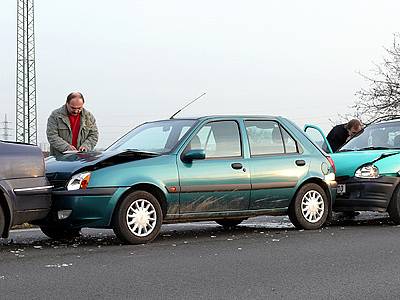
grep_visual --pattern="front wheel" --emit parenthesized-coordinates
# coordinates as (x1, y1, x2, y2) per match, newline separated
(40, 224, 81, 240)
(113, 191, 163, 244)
(288, 183, 329, 230)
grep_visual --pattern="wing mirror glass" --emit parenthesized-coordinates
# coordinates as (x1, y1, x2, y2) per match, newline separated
(182, 149, 206, 162)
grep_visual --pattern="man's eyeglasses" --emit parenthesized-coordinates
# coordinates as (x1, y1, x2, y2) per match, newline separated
(67, 104, 83, 112)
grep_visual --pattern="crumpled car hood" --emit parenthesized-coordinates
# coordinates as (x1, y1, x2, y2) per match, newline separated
(45, 149, 159, 178)
(331, 149, 400, 177)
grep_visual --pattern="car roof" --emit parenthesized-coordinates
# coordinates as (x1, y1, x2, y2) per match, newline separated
(372, 119, 400, 126)
(377, 119, 400, 124)
(158, 115, 282, 122)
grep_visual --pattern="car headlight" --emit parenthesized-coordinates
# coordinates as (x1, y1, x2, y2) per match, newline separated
(67, 172, 91, 190)
(355, 165, 379, 179)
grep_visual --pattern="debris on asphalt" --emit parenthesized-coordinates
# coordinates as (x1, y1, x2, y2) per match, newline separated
(45, 263, 73, 268)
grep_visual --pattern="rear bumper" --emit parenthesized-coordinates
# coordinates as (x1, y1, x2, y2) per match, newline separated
(1, 178, 52, 238)
(334, 176, 400, 212)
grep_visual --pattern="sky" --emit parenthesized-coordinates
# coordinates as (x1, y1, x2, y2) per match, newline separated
(1, 0, 400, 149)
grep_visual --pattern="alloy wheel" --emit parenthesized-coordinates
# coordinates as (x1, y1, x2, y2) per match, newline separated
(301, 190, 324, 223)
(126, 199, 157, 237)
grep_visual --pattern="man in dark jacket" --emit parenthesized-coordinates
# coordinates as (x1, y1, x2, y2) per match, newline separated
(326, 119, 363, 152)
(46, 92, 98, 157)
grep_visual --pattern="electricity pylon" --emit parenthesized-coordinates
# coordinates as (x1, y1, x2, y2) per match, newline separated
(16, 0, 37, 144)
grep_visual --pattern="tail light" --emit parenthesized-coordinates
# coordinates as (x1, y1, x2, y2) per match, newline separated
(326, 156, 336, 173)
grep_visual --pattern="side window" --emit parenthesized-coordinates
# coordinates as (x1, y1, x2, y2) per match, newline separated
(281, 127, 298, 153)
(245, 121, 284, 155)
(187, 121, 242, 158)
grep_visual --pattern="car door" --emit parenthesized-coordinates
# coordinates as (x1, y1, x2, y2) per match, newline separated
(177, 120, 251, 213)
(245, 120, 309, 210)
(304, 124, 333, 153)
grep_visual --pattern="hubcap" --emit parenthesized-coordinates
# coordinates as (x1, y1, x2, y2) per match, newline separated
(126, 199, 157, 237)
(301, 190, 324, 223)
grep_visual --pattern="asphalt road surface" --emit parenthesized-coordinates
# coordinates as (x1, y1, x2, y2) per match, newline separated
(1, 212, 400, 299)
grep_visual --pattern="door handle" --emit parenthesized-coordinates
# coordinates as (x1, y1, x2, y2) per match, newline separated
(295, 160, 306, 166)
(231, 163, 243, 170)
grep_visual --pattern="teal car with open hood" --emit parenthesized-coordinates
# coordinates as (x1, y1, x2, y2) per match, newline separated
(44, 116, 337, 244)
(305, 120, 400, 223)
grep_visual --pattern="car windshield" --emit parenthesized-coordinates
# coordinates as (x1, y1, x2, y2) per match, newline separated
(106, 119, 196, 154)
(339, 121, 400, 151)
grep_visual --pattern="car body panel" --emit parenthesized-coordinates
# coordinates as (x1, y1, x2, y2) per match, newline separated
(177, 157, 251, 212)
(45, 116, 336, 229)
(0, 141, 52, 237)
(247, 154, 308, 209)
(49, 187, 128, 227)
(331, 150, 400, 177)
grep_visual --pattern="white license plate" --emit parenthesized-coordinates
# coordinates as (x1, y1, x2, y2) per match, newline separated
(337, 184, 346, 194)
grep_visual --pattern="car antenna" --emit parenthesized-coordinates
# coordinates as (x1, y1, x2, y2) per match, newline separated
(169, 92, 207, 119)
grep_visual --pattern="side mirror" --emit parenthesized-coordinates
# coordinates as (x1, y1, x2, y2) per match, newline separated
(182, 149, 206, 162)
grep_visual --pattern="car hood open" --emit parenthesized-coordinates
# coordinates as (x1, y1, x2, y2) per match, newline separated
(331, 149, 400, 177)
(45, 149, 160, 184)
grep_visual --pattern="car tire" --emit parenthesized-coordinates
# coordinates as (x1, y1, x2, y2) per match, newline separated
(388, 186, 400, 224)
(40, 224, 81, 240)
(0, 205, 5, 236)
(215, 219, 244, 228)
(113, 191, 162, 244)
(288, 183, 329, 230)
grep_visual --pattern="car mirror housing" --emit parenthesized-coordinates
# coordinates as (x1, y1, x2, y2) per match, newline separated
(182, 149, 206, 162)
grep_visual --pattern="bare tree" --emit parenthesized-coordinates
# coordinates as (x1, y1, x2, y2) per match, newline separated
(354, 33, 400, 124)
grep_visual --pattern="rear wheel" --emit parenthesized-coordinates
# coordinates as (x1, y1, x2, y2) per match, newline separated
(288, 183, 329, 230)
(113, 191, 162, 244)
(215, 219, 244, 228)
(0, 205, 5, 237)
(388, 186, 400, 224)
(40, 224, 81, 240)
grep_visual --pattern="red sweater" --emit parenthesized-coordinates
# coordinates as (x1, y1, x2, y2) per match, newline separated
(68, 114, 81, 148)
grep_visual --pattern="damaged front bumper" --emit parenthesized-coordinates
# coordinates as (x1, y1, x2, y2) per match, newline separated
(334, 176, 400, 212)
(42, 187, 130, 228)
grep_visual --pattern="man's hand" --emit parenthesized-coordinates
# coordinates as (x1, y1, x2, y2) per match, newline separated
(69, 145, 77, 151)
(79, 146, 88, 152)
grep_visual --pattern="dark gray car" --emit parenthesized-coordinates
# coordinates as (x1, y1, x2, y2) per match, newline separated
(0, 141, 52, 237)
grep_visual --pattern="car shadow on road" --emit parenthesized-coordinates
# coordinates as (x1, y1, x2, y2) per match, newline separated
(0, 213, 396, 250)
(0, 221, 296, 250)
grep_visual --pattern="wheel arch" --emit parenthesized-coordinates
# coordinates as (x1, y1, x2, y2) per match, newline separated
(112, 183, 168, 221)
(290, 177, 333, 213)
(0, 187, 13, 238)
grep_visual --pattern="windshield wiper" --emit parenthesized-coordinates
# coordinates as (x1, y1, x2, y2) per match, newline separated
(337, 149, 354, 152)
(355, 146, 391, 151)
(126, 148, 160, 155)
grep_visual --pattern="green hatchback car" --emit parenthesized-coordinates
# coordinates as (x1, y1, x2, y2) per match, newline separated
(44, 116, 337, 244)
(305, 120, 400, 223)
